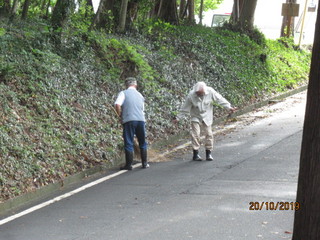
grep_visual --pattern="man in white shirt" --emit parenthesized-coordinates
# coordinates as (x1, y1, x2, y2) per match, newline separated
(114, 77, 149, 170)
(174, 82, 236, 161)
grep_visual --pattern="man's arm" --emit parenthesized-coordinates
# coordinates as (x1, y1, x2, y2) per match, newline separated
(115, 104, 122, 117)
(212, 90, 231, 109)
(173, 95, 192, 123)
(211, 89, 237, 113)
(114, 91, 125, 121)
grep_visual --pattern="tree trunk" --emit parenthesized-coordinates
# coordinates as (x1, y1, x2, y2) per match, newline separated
(91, 0, 115, 30)
(199, 0, 204, 25)
(41, 0, 47, 12)
(179, 0, 186, 18)
(231, 0, 244, 23)
(21, 0, 31, 19)
(39, 0, 50, 18)
(180, 0, 189, 19)
(280, 0, 297, 37)
(149, 0, 160, 18)
(292, 1, 320, 239)
(157, 0, 163, 16)
(51, 0, 76, 30)
(238, 0, 258, 29)
(0, 0, 11, 17)
(187, 0, 195, 24)
(45, 0, 51, 18)
(158, 0, 179, 24)
(127, 0, 138, 25)
(10, 0, 19, 16)
(118, 0, 128, 32)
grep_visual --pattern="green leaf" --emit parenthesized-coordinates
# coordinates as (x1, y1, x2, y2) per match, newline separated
(0, 28, 6, 36)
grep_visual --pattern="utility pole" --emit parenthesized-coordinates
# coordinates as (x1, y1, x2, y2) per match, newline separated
(298, 0, 309, 46)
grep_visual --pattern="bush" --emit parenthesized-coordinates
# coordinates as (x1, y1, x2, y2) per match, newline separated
(222, 22, 267, 46)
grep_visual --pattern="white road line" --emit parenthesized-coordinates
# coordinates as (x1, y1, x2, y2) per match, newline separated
(0, 165, 141, 226)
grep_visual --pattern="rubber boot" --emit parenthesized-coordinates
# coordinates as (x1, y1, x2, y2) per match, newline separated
(141, 149, 149, 169)
(120, 150, 133, 170)
(206, 150, 213, 161)
(193, 150, 203, 161)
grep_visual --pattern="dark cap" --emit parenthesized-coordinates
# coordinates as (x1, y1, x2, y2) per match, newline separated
(125, 77, 137, 87)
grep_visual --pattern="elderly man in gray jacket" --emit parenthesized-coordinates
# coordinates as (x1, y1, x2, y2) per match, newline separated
(174, 82, 236, 161)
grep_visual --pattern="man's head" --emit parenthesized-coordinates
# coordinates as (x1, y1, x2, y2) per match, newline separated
(194, 82, 207, 97)
(125, 77, 137, 88)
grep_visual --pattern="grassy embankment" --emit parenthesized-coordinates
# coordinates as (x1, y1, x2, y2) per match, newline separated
(0, 19, 311, 201)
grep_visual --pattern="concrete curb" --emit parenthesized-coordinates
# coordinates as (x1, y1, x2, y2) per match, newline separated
(0, 85, 308, 217)
(0, 165, 110, 217)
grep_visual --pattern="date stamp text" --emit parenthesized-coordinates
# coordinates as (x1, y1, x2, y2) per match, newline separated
(249, 201, 300, 211)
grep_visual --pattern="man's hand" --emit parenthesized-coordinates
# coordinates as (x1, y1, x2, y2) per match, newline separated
(115, 104, 122, 117)
(114, 104, 122, 124)
(172, 119, 179, 124)
(229, 107, 238, 114)
(172, 117, 179, 124)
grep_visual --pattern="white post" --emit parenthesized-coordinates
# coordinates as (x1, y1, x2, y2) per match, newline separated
(299, 0, 309, 46)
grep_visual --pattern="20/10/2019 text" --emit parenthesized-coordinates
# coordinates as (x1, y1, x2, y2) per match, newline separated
(249, 201, 300, 211)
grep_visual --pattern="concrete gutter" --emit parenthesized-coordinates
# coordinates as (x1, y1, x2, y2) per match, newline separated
(0, 85, 308, 217)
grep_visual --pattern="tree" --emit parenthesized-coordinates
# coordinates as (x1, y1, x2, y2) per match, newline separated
(21, 0, 31, 19)
(126, 0, 139, 26)
(231, 0, 244, 23)
(91, 0, 116, 30)
(44, 0, 52, 19)
(195, 0, 223, 24)
(187, 0, 195, 24)
(51, 0, 76, 30)
(237, 0, 258, 29)
(179, 0, 186, 18)
(292, 1, 320, 239)
(0, 0, 11, 17)
(198, 0, 204, 25)
(179, 0, 222, 24)
(231, 0, 258, 30)
(118, 0, 128, 32)
(177, 0, 190, 21)
(157, 0, 179, 24)
(11, 0, 20, 17)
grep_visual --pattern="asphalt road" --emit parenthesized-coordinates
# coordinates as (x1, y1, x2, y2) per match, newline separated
(0, 91, 306, 240)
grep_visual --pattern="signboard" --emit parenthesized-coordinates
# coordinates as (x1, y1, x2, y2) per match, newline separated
(281, 3, 300, 17)
(308, 3, 317, 12)
(211, 14, 231, 27)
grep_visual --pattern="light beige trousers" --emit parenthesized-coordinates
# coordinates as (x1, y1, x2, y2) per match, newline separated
(190, 121, 214, 151)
